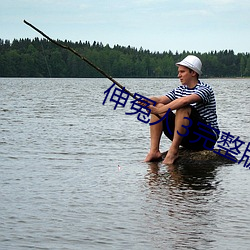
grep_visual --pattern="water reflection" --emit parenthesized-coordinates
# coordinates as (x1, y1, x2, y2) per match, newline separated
(147, 161, 220, 191)
(144, 162, 221, 249)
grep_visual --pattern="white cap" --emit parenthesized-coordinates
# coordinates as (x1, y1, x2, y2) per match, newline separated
(176, 55, 202, 75)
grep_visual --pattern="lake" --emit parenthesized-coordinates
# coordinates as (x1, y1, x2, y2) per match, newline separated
(1, 78, 250, 249)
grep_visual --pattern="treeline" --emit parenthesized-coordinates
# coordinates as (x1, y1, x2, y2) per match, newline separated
(0, 38, 250, 78)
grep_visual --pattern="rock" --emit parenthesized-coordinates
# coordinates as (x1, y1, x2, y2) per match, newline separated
(161, 148, 237, 166)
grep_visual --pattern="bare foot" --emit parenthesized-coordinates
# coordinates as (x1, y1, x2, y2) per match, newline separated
(144, 151, 162, 162)
(163, 150, 179, 165)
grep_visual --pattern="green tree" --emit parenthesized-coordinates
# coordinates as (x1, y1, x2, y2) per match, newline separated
(244, 56, 250, 76)
(0, 37, 249, 78)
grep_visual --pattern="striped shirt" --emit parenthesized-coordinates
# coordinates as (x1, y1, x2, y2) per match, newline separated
(166, 80, 219, 132)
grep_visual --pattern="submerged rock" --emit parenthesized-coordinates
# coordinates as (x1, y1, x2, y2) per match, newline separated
(161, 148, 237, 165)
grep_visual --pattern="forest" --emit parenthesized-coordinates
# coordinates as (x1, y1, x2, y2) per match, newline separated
(0, 38, 250, 78)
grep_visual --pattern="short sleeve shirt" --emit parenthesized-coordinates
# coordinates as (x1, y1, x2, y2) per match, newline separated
(166, 80, 219, 130)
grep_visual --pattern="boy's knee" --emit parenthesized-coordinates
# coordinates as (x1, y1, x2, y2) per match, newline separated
(155, 103, 164, 108)
(176, 106, 192, 116)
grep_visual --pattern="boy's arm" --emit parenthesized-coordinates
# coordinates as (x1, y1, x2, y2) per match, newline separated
(150, 94, 201, 114)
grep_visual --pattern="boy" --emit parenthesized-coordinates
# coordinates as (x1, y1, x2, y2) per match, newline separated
(145, 55, 219, 164)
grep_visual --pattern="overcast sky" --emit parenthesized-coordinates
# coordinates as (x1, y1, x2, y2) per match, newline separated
(1, 0, 249, 53)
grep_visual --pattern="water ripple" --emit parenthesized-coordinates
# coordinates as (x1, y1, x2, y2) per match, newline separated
(1, 78, 250, 249)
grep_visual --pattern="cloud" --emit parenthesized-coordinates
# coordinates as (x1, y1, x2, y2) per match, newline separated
(198, 0, 250, 10)
(1, 0, 250, 53)
(134, 0, 168, 5)
(79, 3, 89, 10)
(206, 0, 237, 4)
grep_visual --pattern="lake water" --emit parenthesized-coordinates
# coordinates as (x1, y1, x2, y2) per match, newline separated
(1, 78, 250, 250)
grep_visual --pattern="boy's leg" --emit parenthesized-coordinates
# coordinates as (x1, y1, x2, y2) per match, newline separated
(163, 106, 191, 164)
(144, 104, 165, 162)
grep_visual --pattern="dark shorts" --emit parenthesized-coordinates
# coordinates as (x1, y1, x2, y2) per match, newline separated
(162, 106, 219, 150)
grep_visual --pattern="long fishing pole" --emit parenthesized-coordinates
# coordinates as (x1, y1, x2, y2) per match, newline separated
(23, 20, 162, 120)
(23, 20, 135, 98)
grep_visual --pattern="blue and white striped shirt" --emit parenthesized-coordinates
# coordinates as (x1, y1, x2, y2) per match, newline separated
(166, 80, 219, 131)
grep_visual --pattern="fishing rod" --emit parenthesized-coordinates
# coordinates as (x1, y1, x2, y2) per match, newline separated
(23, 20, 162, 120)
(23, 20, 135, 98)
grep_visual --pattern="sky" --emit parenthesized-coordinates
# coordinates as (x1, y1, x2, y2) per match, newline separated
(1, 0, 250, 53)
